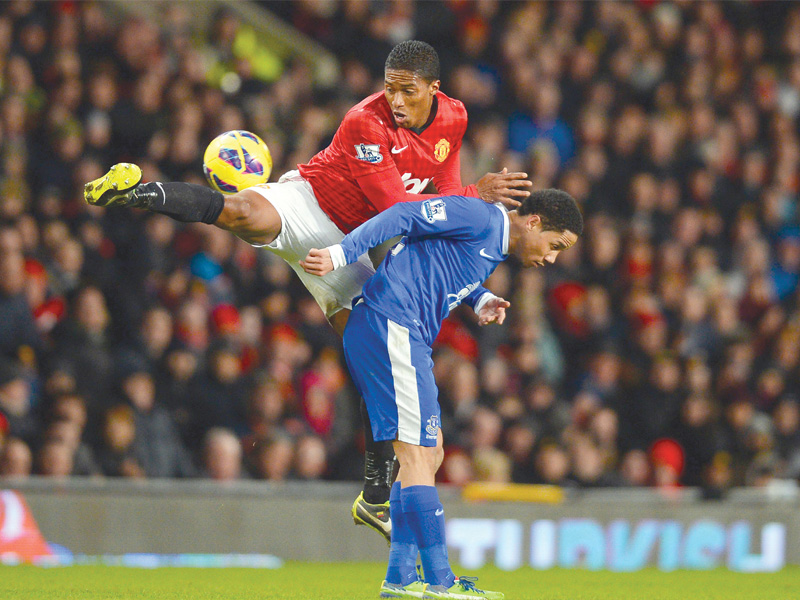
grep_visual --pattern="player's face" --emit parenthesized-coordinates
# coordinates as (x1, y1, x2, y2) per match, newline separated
(384, 69, 440, 129)
(518, 215, 578, 268)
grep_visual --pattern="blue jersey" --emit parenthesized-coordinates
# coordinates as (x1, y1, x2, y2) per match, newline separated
(334, 195, 509, 345)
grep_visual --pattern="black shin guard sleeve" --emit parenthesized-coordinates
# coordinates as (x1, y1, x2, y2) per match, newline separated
(361, 397, 397, 504)
(135, 182, 224, 224)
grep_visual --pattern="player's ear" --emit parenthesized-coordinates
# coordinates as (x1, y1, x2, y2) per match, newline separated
(429, 79, 440, 95)
(527, 214, 541, 230)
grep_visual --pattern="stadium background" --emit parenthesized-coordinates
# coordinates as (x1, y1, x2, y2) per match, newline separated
(0, 0, 799, 573)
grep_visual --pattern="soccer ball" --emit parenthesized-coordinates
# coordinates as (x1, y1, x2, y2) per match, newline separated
(203, 130, 272, 194)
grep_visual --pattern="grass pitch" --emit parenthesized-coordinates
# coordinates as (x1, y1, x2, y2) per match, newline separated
(1, 562, 798, 600)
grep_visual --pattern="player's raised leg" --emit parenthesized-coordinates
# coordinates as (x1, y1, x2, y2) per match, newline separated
(84, 163, 281, 245)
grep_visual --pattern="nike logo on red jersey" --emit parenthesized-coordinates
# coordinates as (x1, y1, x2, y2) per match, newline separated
(391, 145, 408, 154)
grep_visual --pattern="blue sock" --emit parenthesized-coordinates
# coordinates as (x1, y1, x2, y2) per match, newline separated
(401, 485, 455, 589)
(386, 482, 418, 585)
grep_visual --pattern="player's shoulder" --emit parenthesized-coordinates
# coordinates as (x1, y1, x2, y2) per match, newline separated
(343, 92, 392, 126)
(436, 196, 501, 237)
(434, 91, 468, 121)
(338, 92, 393, 142)
(457, 195, 507, 226)
(438, 194, 495, 216)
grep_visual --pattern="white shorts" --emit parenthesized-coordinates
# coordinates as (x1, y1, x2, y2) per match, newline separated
(247, 171, 375, 317)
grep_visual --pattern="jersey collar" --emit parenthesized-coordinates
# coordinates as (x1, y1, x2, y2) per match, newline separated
(409, 95, 439, 135)
(493, 204, 510, 256)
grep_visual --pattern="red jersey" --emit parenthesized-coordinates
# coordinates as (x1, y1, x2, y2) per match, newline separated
(298, 91, 478, 233)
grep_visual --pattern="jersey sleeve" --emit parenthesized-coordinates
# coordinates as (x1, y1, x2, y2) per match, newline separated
(339, 110, 395, 178)
(431, 145, 480, 198)
(430, 105, 480, 198)
(462, 286, 496, 313)
(338, 196, 492, 265)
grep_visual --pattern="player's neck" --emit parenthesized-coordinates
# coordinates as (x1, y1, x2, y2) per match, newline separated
(408, 95, 438, 134)
(506, 211, 525, 255)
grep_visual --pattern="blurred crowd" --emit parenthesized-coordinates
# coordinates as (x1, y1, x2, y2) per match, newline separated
(0, 0, 799, 496)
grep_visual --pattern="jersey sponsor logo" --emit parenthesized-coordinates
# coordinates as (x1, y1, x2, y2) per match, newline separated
(402, 173, 431, 194)
(434, 138, 451, 162)
(421, 198, 447, 223)
(447, 281, 480, 311)
(480, 248, 495, 259)
(425, 415, 439, 438)
(354, 143, 383, 163)
(391, 145, 408, 154)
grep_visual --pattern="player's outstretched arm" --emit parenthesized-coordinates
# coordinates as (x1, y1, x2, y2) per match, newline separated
(475, 168, 532, 209)
(305, 197, 493, 277)
(476, 296, 511, 325)
(300, 248, 334, 277)
(433, 142, 532, 209)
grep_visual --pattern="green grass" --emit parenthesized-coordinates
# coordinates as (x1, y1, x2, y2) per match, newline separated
(0, 563, 798, 600)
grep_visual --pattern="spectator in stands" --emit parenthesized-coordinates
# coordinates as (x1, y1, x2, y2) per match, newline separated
(250, 433, 294, 481)
(118, 365, 196, 478)
(0, 437, 33, 479)
(96, 404, 144, 478)
(36, 439, 75, 479)
(0, 250, 42, 362)
(0, 361, 37, 445)
(773, 397, 800, 478)
(157, 341, 201, 447)
(293, 434, 328, 480)
(202, 427, 244, 481)
(508, 80, 576, 168)
(51, 286, 115, 412)
(619, 450, 651, 487)
(192, 342, 249, 437)
(534, 443, 571, 486)
(40, 418, 100, 477)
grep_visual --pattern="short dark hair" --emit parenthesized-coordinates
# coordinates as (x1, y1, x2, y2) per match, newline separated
(518, 189, 583, 236)
(384, 40, 440, 83)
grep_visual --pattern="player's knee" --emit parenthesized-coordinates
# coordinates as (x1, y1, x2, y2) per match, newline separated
(396, 443, 437, 476)
(434, 428, 444, 471)
(226, 192, 253, 223)
(218, 190, 280, 244)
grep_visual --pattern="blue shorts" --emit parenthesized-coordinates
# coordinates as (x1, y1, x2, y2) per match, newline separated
(343, 301, 440, 447)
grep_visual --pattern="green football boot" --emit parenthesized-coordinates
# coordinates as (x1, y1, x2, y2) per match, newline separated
(424, 577, 504, 600)
(352, 491, 391, 545)
(379, 579, 428, 598)
(84, 163, 143, 207)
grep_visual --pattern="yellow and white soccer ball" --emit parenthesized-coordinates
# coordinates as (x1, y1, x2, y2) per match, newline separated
(203, 130, 272, 194)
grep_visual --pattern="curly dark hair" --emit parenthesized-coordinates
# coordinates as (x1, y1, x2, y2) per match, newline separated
(384, 40, 440, 83)
(518, 189, 584, 236)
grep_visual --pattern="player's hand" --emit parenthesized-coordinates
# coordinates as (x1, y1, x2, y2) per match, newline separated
(300, 248, 333, 276)
(478, 296, 510, 326)
(476, 168, 532, 209)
